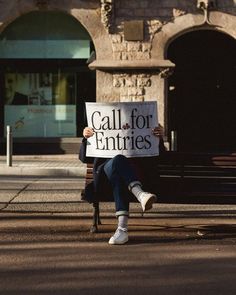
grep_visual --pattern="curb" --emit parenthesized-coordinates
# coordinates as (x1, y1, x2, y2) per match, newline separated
(0, 166, 86, 177)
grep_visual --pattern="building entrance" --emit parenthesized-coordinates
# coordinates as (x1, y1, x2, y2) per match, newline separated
(167, 30, 236, 152)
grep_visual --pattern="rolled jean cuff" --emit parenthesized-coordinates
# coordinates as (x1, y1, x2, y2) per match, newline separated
(116, 210, 129, 217)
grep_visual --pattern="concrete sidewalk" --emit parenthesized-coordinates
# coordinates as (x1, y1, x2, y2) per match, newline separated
(0, 154, 86, 177)
(0, 209, 236, 295)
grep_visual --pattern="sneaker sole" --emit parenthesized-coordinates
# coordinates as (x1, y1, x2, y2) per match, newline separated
(108, 237, 129, 245)
(144, 195, 157, 211)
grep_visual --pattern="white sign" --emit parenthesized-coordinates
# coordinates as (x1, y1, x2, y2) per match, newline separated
(86, 101, 159, 158)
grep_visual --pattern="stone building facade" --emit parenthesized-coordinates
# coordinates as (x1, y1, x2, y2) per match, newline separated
(0, 0, 235, 153)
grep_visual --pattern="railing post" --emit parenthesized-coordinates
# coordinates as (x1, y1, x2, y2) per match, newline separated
(6, 125, 13, 167)
(171, 130, 177, 151)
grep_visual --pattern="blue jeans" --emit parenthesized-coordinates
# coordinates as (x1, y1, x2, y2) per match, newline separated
(104, 154, 139, 217)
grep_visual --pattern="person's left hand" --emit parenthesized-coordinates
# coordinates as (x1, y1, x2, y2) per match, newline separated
(152, 124, 164, 137)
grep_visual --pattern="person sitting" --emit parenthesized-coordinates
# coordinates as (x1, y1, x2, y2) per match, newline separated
(79, 125, 165, 245)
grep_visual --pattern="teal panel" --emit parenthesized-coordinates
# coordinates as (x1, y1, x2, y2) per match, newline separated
(0, 11, 91, 59)
(0, 40, 90, 58)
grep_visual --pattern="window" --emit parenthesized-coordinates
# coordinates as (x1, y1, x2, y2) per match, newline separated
(4, 69, 78, 137)
(0, 11, 95, 138)
(0, 11, 91, 59)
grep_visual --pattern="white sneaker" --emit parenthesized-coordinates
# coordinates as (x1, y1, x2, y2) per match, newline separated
(108, 227, 128, 245)
(139, 192, 157, 212)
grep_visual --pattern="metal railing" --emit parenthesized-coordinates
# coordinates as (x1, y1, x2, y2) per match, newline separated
(6, 125, 12, 167)
(170, 130, 177, 152)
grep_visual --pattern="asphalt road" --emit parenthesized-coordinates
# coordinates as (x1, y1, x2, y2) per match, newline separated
(0, 176, 236, 295)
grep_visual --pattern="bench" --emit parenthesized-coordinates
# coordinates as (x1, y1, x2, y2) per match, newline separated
(82, 152, 236, 232)
(158, 152, 236, 202)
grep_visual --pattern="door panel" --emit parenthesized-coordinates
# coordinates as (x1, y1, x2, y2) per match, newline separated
(168, 30, 236, 152)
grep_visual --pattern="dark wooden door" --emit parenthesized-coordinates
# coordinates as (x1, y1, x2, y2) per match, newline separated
(168, 30, 236, 153)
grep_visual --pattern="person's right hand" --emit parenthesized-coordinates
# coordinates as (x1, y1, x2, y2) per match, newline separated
(83, 127, 94, 139)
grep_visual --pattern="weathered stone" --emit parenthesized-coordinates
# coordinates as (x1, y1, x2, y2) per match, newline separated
(173, 8, 187, 18)
(113, 51, 122, 60)
(128, 87, 145, 96)
(113, 77, 125, 87)
(142, 43, 151, 52)
(127, 42, 142, 52)
(111, 34, 122, 43)
(112, 42, 127, 52)
(120, 87, 128, 96)
(121, 52, 129, 60)
(101, 0, 114, 32)
(120, 95, 130, 102)
(0, 0, 235, 152)
(125, 77, 137, 87)
(148, 19, 163, 39)
(137, 78, 152, 88)
(131, 95, 145, 102)
(128, 51, 150, 60)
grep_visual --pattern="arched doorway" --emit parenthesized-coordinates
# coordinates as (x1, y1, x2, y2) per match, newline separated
(167, 30, 236, 153)
(0, 11, 95, 148)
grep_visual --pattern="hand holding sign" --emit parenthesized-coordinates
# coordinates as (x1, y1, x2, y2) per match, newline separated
(83, 127, 94, 139)
(152, 124, 164, 137)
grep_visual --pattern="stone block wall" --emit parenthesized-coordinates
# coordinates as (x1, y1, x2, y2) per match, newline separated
(113, 72, 152, 102)
(98, 0, 236, 107)
(112, 0, 195, 62)
(111, 0, 236, 61)
(0, 0, 235, 132)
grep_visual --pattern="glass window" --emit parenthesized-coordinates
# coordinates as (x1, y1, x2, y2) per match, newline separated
(0, 11, 96, 138)
(0, 11, 91, 59)
(4, 69, 78, 137)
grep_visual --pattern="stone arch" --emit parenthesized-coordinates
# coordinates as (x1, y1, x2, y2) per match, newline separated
(152, 11, 236, 60)
(151, 11, 236, 144)
(0, 1, 112, 60)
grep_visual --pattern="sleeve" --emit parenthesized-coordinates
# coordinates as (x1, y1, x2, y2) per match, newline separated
(79, 138, 94, 164)
(159, 137, 166, 155)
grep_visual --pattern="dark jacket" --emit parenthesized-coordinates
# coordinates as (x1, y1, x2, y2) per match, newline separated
(79, 137, 166, 203)
(79, 138, 112, 202)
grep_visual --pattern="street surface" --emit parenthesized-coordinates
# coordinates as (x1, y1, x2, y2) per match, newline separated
(0, 176, 236, 295)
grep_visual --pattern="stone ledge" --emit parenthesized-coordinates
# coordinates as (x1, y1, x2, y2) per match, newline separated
(89, 59, 175, 70)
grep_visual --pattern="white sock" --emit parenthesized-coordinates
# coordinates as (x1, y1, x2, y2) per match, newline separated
(129, 181, 144, 202)
(118, 215, 128, 230)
